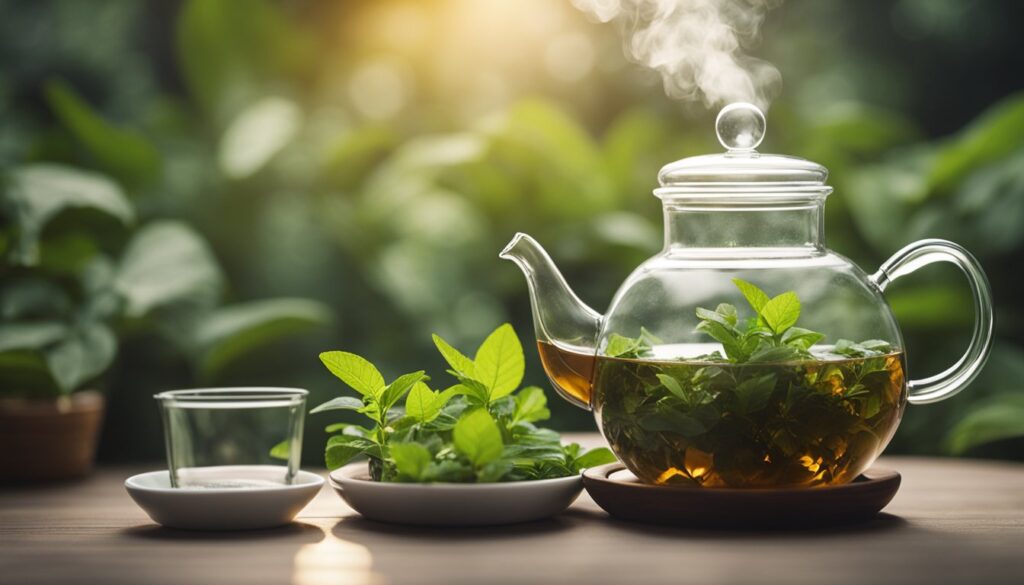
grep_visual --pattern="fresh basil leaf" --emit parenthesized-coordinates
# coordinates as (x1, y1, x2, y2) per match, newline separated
(381, 370, 427, 410)
(572, 446, 617, 470)
(325, 435, 379, 470)
(512, 425, 562, 445)
(513, 385, 550, 424)
(310, 395, 364, 414)
(732, 278, 771, 314)
(453, 408, 504, 466)
(389, 442, 433, 481)
(406, 381, 443, 423)
(432, 333, 476, 377)
(319, 351, 385, 398)
(473, 323, 524, 401)
(268, 440, 290, 460)
(760, 291, 801, 334)
(424, 460, 474, 482)
(490, 395, 517, 420)
(477, 459, 513, 482)
(450, 375, 490, 404)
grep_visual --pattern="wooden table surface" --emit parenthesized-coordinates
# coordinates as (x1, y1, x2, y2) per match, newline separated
(3, 441, 1024, 585)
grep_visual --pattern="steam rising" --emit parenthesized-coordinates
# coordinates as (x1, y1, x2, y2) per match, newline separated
(572, 0, 782, 109)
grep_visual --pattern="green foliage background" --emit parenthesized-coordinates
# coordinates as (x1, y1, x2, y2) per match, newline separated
(1, 0, 1022, 461)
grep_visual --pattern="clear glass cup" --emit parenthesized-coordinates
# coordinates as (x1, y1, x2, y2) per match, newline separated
(155, 388, 308, 488)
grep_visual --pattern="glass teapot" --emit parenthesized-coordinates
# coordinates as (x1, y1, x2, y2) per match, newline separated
(500, 103, 993, 489)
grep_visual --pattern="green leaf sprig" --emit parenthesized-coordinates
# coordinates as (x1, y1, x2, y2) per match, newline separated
(692, 278, 822, 363)
(308, 323, 616, 483)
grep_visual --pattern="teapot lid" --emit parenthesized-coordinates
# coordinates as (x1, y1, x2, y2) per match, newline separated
(656, 103, 830, 198)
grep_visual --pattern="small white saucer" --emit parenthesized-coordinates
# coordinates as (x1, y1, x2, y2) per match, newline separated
(329, 462, 583, 526)
(125, 465, 324, 531)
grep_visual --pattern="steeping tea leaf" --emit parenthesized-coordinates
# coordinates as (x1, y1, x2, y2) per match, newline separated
(760, 291, 801, 334)
(732, 278, 770, 313)
(596, 279, 906, 488)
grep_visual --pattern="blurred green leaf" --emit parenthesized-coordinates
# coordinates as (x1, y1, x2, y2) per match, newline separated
(805, 103, 919, 157)
(0, 279, 71, 320)
(0, 350, 58, 398)
(845, 149, 935, 253)
(324, 124, 398, 188)
(114, 221, 223, 318)
(485, 100, 615, 217)
(218, 96, 301, 179)
(930, 92, 1024, 191)
(909, 149, 1024, 257)
(601, 108, 675, 196)
(589, 212, 659, 251)
(2, 164, 133, 265)
(886, 284, 973, 329)
(193, 298, 331, 379)
(36, 231, 102, 275)
(176, 0, 311, 119)
(948, 393, 1024, 455)
(44, 79, 160, 185)
(0, 321, 69, 352)
(44, 320, 117, 393)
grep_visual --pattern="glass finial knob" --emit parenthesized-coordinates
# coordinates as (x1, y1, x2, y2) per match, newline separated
(716, 102, 766, 152)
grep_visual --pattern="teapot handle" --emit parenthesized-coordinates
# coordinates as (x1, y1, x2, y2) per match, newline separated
(869, 239, 994, 405)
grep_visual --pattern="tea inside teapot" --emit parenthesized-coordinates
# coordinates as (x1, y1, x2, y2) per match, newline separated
(539, 279, 907, 488)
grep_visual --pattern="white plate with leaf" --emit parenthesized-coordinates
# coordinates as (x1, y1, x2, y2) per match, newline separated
(311, 323, 616, 526)
(330, 462, 586, 526)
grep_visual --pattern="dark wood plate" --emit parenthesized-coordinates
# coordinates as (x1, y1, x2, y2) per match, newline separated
(583, 463, 901, 529)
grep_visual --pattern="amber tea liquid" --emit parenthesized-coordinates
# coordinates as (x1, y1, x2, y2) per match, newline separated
(538, 341, 907, 488)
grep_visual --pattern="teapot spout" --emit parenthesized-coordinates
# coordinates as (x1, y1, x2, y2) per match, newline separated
(499, 233, 602, 410)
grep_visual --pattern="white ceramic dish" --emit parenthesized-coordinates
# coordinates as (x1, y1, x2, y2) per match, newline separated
(125, 465, 324, 530)
(329, 462, 584, 526)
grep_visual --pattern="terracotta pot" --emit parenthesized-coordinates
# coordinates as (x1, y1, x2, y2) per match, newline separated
(0, 391, 104, 482)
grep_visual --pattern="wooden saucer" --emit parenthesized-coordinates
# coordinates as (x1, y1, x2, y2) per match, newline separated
(583, 463, 900, 529)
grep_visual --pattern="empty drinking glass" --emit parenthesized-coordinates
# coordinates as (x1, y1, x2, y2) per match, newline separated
(155, 388, 307, 488)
